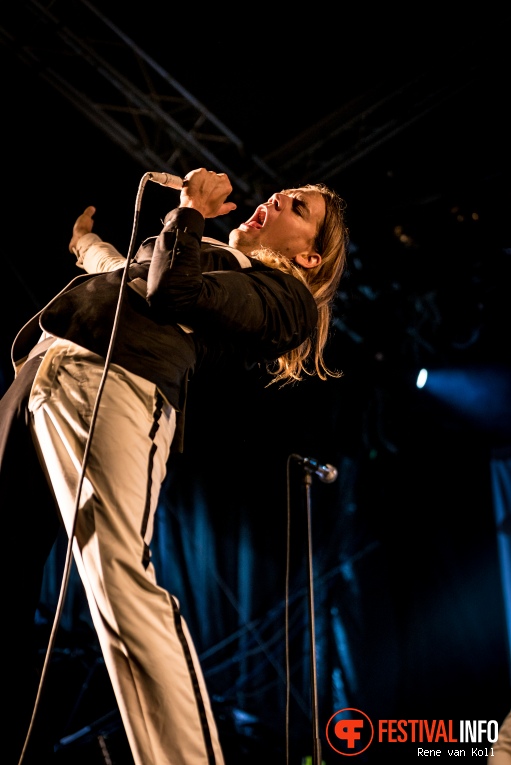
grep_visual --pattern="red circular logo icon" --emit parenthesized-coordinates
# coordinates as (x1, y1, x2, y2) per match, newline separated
(326, 707, 374, 756)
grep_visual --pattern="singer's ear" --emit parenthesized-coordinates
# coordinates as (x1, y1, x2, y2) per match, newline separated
(294, 252, 322, 269)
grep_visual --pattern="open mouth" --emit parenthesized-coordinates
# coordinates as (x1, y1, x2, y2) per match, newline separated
(244, 205, 267, 230)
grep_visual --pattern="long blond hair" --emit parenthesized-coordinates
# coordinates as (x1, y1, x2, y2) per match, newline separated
(253, 183, 349, 385)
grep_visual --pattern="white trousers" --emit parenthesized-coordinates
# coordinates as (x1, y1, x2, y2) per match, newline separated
(28, 339, 224, 765)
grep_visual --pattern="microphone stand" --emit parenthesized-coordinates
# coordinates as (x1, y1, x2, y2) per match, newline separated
(302, 465, 322, 765)
(287, 454, 336, 765)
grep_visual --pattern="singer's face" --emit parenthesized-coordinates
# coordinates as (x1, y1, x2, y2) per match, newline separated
(229, 190, 325, 263)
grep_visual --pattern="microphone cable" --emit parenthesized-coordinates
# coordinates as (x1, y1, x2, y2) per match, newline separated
(18, 171, 179, 764)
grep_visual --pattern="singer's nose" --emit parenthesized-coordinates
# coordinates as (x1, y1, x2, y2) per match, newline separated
(268, 194, 282, 210)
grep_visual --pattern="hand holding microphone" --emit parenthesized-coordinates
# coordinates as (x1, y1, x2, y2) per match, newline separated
(149, 168, 237, 218)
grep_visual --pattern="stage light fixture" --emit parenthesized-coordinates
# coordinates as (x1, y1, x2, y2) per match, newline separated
(415, 364, 511, 440)
(416, 368, 428, 389)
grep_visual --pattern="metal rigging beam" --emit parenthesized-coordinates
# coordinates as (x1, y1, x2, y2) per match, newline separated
(0, 0, 495, 211)
(0, 0, 284, 213)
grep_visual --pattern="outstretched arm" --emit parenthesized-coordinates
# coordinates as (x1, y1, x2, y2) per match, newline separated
(69, 205, 126, 273)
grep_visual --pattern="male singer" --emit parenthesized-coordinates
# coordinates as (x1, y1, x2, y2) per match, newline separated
(1, 167, 348, 764)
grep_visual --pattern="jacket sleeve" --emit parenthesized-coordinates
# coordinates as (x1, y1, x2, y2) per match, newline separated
(146, 207, 318, 359)
(74, 233, 127, 273)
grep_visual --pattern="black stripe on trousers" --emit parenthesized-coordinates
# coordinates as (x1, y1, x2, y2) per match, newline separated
(171, 597, 217, 764)
(140, 391, 217, 763)
(141, 390, 165, 569)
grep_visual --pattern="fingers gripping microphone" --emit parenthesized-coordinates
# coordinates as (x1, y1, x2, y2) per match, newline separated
(148, 172, 183, 190)
(294, 455, 338, 483)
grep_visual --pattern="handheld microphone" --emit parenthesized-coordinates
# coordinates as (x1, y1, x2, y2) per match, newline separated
(147, 172, 183, 190)
(293, 455, 338, 484)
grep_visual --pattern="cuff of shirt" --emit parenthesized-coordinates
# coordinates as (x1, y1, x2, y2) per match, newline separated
(73, 232, 104, 268)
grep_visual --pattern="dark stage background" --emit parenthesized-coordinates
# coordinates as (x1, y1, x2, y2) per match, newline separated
(1, 4, 510, 763)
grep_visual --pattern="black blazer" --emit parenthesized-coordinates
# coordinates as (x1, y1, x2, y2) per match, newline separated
(12, 207, 318, 448)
